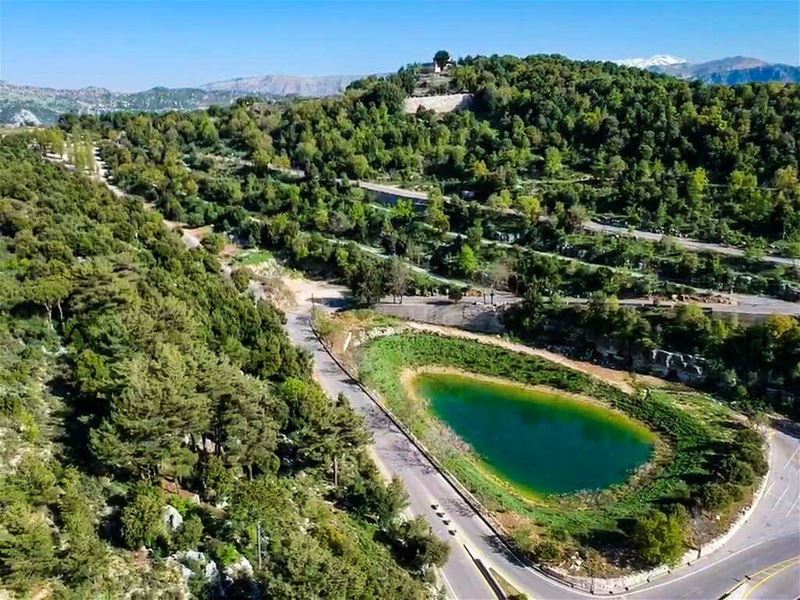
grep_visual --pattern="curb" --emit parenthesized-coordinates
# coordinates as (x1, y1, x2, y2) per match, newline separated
(307, 315, 583, 592)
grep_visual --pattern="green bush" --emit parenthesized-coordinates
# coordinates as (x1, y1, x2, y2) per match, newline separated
(631, 510, 686, 567)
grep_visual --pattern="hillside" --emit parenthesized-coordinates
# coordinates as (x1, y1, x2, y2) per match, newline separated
(0, 81, 249, 125)
(58, 52, 799, 417)
(0, 133, 446, 596)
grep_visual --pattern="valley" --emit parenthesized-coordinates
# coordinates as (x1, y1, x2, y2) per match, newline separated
(2, 40, 799, 600)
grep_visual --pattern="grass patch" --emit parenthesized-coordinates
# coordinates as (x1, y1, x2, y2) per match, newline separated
(490, 568, 528, 599)
(233, 249, 274, 265)
(356, 331, 750, 571)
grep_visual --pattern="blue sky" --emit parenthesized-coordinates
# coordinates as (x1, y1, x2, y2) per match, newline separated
(2, 1, 798, 90)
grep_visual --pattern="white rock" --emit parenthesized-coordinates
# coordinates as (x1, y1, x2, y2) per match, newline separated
(162, 505, 183, 531)
(224, 556, 254, 579)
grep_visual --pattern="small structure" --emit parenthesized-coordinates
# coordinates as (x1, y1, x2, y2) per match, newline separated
(423, 51, 453, 75)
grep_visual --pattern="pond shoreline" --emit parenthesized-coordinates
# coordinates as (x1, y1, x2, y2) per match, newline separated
(353, 327, 760, 577)
(400, 365, 663, 500)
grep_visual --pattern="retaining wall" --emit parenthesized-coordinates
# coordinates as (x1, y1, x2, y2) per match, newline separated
(403, 93, 473, 114)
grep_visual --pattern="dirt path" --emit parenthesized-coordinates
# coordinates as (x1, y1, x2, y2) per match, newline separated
(401, 321, 671, 395)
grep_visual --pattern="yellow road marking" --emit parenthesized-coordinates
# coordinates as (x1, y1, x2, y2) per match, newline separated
(742, 557, 800, 600)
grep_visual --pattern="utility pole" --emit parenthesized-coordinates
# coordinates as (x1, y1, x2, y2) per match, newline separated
(333, 456, 339, 487)
(256, 521, 262, 571)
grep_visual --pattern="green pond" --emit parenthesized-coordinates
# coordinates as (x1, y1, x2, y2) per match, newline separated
(414, 373, 656, 496)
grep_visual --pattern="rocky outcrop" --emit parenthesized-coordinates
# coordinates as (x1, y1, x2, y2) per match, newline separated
(594, 336, 707, 384)
(168, 550, 222, 594)
(162, 505, 183, 531)
(375, 299, 506, 333)
(643, 348, 706, 384)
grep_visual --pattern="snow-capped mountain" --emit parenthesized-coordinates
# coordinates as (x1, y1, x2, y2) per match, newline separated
(613, 55, 688, 68)
(613, 55, 799, 84)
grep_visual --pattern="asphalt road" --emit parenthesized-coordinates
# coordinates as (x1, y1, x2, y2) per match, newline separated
(582, 221, 797, 268)
(286, 311, 500, 599)
(734, 557, 800, 599)
(87, 147, 800, 599)
(286, 305, 800, 600)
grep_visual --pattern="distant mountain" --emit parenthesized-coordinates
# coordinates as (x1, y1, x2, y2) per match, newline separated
(0, 74, 360, 126)
(201, 74, 361, 96)
(701, 64, 800, 85)
(613, 55, 687, 69)
(0, 81, 250, 126)
(614, 55, 800, 84)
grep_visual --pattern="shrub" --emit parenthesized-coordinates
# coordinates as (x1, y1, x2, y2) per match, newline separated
(631, 510, 686, 567)
(718, 457, 755, 487)
(174, 515, 204, 551)
(533, 539, 565, 563)
(201, 233, 226, 254)
(697, 482, 733, 511)
(231, 268, 252, 292)
(121, 484, 167, 549)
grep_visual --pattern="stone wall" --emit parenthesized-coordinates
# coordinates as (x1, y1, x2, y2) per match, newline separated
(403, 93, 472, 114)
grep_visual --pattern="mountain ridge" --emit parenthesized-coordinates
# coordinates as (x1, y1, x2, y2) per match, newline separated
(3, 55, 798, 126)
(613, 55, 687, 68)
(0, 74, 360, 126)
(615, 55, 799, 84)
(201, 73, 362, 96)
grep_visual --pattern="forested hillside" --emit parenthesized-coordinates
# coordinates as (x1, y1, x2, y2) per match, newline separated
(0, 135, 446, 597)
(274, 55, 800, 244)
(63, 53, 799, 416)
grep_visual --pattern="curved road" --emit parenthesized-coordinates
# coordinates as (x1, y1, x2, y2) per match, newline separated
(286, 306, 800, 600)
(76, 151, 799, 599)
(358, 181, 798, 268)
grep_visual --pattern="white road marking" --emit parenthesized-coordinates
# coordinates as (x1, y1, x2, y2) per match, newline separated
(625, 540, 767, 596)
(783, 446, 800, 470)
(764, 481, 775, 498)
(439, 568, 458, 599)
(772, 486, 790, 510)
(785, 494, 799, 517)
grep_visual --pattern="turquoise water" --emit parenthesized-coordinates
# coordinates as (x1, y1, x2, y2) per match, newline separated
(415, 373, 655, 496)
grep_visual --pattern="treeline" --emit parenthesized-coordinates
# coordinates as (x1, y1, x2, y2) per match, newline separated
(270, 54, 800, 244)
(0, 136, 446, 596)
(60, 59, 800, 415)
(506, 296, 800, 418)
(86, 123, 679, 302)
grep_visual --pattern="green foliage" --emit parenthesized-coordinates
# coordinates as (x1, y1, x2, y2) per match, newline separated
(386, 516, 450, 576)
(231, 266, 252, 292)
(631, 510, 686, 567)
(433, 50, 451, 69)
(201, 232, 226, 254)
(507, 298, 800, 417)
(0, 138, 435, 596)
(0, 504, 57, 590)
(174, 515, 204, 551)
(456, 244, 480, 277)
(59, 470, 107, 584)
(121, 485, 168, 549)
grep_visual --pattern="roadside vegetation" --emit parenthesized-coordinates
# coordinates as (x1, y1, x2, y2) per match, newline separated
(54, 51, 798, 417)
(0, 136, 446, 597)
(505, 295, 800, 418)
(352, 327, 766, 574)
